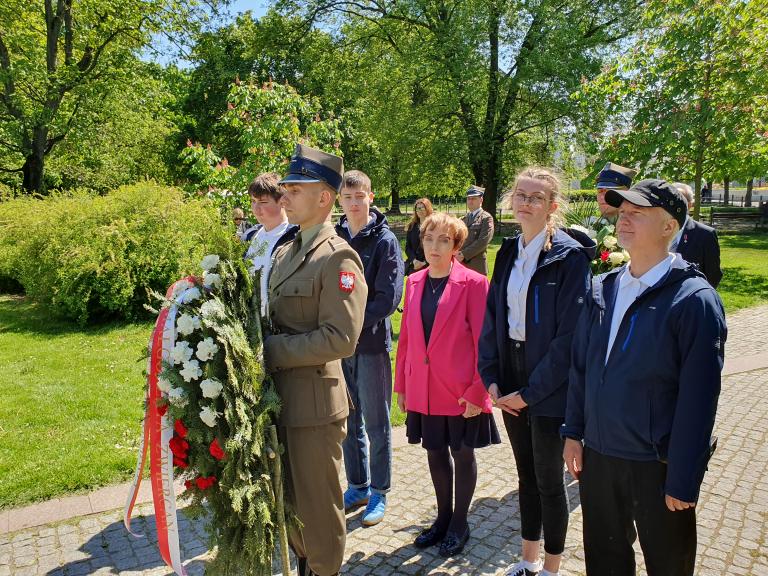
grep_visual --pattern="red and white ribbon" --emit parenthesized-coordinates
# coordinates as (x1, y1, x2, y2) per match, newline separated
(124, 278, 196, 575)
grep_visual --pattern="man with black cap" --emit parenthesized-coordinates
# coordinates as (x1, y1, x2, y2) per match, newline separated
(458, 185, 494, 275)
(562, 179, 726, 575)
(672, 182, 722, 288)
(265, 143, 368, 576)
(595, 162, 638, 223)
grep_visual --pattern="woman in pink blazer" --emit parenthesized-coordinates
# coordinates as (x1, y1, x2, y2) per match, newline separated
(395, 212, 500, 558)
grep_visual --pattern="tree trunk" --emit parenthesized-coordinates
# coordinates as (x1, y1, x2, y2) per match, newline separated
(21, 132, 47, 192)
(745, 177, 753, 207)
(693, 154, 703, 221)
(723, 176, 730, 206)
(387, 152, 402, 214)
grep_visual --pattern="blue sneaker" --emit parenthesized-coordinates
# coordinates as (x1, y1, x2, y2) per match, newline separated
(343, 486, 370, 511)
(362, 493, 387, 526)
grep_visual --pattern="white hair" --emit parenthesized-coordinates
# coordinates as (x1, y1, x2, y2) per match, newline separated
(673, 182, 694, 206)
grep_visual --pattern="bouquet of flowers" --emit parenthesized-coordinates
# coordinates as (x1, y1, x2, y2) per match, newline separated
(125, 254, 291, 576)
(590, 223, 630, 274)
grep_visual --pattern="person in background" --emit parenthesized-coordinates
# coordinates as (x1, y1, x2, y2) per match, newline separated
(335, 170, 404, 526)
(562, 179, 726, 576)
(242, 173, 298, 316)
(595, 163, 637, 224)
(405, 198, 433, 275)
(672, 182, 722, 288)
(458, 186, 495, 275)
(478, 168, 594, 576)
(232, 206, 250, 237)
(395, 212, 500, 558)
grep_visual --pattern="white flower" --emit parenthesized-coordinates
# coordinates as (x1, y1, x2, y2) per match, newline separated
(176, 313, 201, 336)
(608, 251, 625, 266)
(200, 299, 224, 320)
(168, 387, 188, 407)
(570, 224, 597, 240)
(200, 378, 224, 399)
(183, 287, 202, 303)
(602, 235, 618, 249)
(179, 359, 203, 382)
(196, 337, 219, 362)
(171, 279, 193, 300)
(199, 406, 219, 427)
(170, 341, 193, 365)
(203, 272, 222, 289)
(157, 377, 172, 393)
(201, 254, 220, 272)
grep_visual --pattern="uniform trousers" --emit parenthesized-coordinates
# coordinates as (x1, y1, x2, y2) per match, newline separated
(281, 420, 347, 576)
(580, 447, 697, 576)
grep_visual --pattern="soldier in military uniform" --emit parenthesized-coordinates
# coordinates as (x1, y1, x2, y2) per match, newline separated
(457, 185, 495, 275)
(264, 144, 368, 576)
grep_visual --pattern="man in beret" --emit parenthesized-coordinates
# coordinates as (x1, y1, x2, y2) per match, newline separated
(265, 144, 368, 576)
(595, 162, 638, 223)
(562, 179, 726, 575)
(458, 185, 494, 275)
(672, 183, 722, 288)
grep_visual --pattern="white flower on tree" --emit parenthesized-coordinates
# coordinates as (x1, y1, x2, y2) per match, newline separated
(168, 387, 188, 407)
(180, 359, 203, 382)
(196, 337, 219, 362)
(177, 313, 201, 336)
(170, 341, 193, 365)
(203, 272, 223, 290)
(199, 405, 219, 427)
(200, 378, 224, 399)
(201, 254, 220, 272)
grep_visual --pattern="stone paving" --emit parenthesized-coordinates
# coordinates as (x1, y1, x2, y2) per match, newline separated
(2, 305, 768, 576)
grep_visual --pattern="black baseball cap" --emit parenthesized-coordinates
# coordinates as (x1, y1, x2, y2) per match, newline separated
(605, 179, 688, 227)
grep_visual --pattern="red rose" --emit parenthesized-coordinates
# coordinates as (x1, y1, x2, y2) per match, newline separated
(157, 403, 168, 417)
(173, 456, 188, 469)
(600, 250, 610, 262)
(184, 480, 193, 490)
(195, 475, 217, 490)
(209, 438, 225, 461)
(174, 419, 188, 438)
(169, 436, 190, 459)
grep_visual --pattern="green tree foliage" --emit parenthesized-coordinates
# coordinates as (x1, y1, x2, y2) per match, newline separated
(0, 183, 232, 324)
(578, 0, 768, 217)
(0, 0, 225, 192)
(179, 81, 342, 208)
(283, 0, 640, 215)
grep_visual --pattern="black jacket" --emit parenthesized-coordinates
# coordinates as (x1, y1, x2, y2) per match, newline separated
(336, 208, 404, 354)
(478, 228, 595, 417)
(404, 222, 424, 275)
(675, 218, 722, 288)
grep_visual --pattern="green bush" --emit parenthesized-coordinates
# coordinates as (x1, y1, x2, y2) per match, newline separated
(0, 183, 235, 324)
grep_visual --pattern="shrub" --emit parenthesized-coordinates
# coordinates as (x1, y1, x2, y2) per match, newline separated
(0, 183, 236, 324)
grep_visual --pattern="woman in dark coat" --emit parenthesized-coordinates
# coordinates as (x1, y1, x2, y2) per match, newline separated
(404, 198, 433, 275)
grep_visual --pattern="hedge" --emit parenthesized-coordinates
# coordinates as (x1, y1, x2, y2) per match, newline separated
(0, 183, 235, 325)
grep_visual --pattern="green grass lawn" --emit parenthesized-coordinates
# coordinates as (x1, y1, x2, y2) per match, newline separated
(1, 232, 766, 508)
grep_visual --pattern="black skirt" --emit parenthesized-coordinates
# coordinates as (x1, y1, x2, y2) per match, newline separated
(406, 411, 501, 451)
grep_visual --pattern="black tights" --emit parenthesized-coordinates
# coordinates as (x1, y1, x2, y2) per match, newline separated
(426, 445, 477, 534)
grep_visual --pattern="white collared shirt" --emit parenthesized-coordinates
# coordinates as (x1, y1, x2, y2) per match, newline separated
(605, 253, 676, 363)
(246, 220, 290, 316)
(506, 228, 547, 341)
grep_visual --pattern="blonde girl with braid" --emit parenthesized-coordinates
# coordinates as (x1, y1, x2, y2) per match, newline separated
(477, 167, 596, 576)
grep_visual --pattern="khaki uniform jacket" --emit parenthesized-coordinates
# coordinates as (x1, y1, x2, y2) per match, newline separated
(460, 209, 495, 275)
(265, 222, 368, 427)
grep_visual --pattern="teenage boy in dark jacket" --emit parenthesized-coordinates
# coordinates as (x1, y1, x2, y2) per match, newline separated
(562, 179, 727, 576)
(335, 170, 404, 526)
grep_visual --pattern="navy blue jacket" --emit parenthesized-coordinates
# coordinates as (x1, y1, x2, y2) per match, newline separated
(478, 228, 595, 417)
(675, 217, 722, 288)
(336, 208, 404, 354)
(562, 259, 727, 502)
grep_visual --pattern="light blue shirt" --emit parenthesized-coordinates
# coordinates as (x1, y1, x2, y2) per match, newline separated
(606, 253, 676, 363)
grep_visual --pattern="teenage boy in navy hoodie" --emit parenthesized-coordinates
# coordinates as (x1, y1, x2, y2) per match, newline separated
(336, 170, 404, 526)
(562, 179, 726, 576)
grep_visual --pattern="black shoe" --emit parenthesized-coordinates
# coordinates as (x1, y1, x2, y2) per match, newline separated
(438, 526, 470, 557)
(413, 523, 448, 548)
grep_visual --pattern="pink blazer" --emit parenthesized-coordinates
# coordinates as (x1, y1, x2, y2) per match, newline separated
(394, 261, 492, 416)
